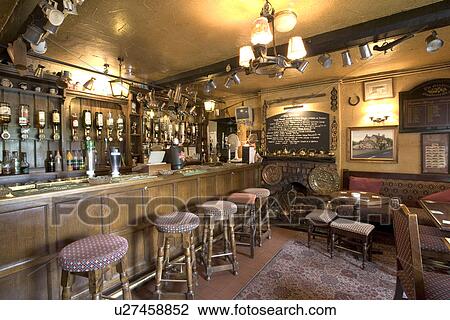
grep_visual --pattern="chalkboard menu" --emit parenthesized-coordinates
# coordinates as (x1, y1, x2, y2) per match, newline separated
(400, 79, 450, 133)
(266, 111, 330, 152)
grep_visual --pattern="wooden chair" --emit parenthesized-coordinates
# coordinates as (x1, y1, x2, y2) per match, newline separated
(392, 205, 450, 300)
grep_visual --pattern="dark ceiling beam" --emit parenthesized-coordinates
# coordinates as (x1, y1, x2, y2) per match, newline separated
(153, 1, 450, 87)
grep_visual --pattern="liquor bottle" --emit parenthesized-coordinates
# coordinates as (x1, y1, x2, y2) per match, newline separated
(66, 150, 73, 171)
(2, 151, 11, 175)
(83, 110, 92, 141)
(201, 141, 206, 163)
(37, 110, 46, 141)
(95, 112, 104, 140)
(55, 150, 62, 172)
(11, 151, 20, 175)
(71, 113, 79, 141)
(0, 102, 11, 140)
(52, 110, 61, 140)
(106, 112, 114, 142)
(18, 104, 30, 140)
(45, 152, 55, 172)
(73, 150, 79, 170)
(20, 152, 30, 174)
(116, 113, 124, 142)
(76, 150, 83, 170)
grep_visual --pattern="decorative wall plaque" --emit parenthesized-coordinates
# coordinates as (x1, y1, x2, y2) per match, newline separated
(421, 132, 449, 174)
(399, 79, 450, 133)
(262, 164, 283, 185)
(330, 87, 338, 112)
(330, 116, 338, 151)
(308, 166, 340, 195)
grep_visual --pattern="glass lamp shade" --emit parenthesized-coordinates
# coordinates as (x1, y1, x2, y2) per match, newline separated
(110, 79, 130, 98)
(287, 36, 307, 60)
(204, 100, 216, 112)
(251, 17, 273, 45)
(239, 46, 255, 67)
(274, 10, 297, 32)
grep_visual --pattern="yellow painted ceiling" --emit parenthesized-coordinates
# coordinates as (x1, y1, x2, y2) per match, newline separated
(42, 0, 444, 83)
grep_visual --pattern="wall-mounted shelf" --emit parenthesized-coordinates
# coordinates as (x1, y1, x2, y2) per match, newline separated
(0, 86, 63, 99)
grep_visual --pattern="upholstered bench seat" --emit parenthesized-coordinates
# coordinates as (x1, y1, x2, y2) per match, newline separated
(419, 225, 449, 237)
(242, 188, 270, 198)
(154, 212, 200, 233)
(330, 218, 375, 236)
(306, 209, 337, 224)
(197, 200, 237, 219)
(58, 234, 128, 273)
(424, 271, 450, 299)
(227, 192, 257, 205)
(420, 234, 450, 254)
(409, 207, 436, 227)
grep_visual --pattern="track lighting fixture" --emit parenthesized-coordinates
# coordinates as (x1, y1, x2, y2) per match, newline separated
(425, 30, 444, 53)
(224, 73, 240, 89)
(294, 60, 309, 73)
(341, 50, 353, 67)
(203, 79, 217, 94)
(358, 43, 373, 60)
(317, 53, 332, 68)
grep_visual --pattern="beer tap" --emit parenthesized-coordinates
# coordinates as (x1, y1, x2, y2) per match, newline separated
(83, 110, 92, 141)
(37, 110, 46, 141)
(95, 112, 104, 140)
(0, 102, 11, 140)
(51, 109, 61, 140)
(116, 113, 124, 142)
(106, 112, 114, 142)
(18, 104, 30, 140)
(71, 112, 79, 141)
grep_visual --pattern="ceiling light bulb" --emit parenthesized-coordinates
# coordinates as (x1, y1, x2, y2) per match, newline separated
(31, 40, 48, 54)
(204, 100, 216, 112)
(296, 60, 309, 73)
(317, 53, 332, 68)
(47, 8, 65, 26)
(358, 43, 373, 60)
(239, 46, 255, 67)
(341, 50, 353, 67)
(426, 30, 444, 53)
(251, 17, 273, 45)
(287, 36, 307, 60)
(274, 10, 297, 32)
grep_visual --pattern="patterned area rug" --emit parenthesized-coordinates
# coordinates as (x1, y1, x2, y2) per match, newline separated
(235, 238, 397, 300)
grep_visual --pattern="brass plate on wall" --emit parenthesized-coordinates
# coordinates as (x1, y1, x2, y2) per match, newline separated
(262, 164, 283, 185)
(308, 167, 340, 195)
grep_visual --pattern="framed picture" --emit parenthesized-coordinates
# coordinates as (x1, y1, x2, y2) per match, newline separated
(348, 126, 398, 162)
(363, 78, 394, 101)
(421, 132, 450, 174)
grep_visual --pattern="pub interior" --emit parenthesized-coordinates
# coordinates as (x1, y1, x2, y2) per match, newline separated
(0, 0, 449, 302)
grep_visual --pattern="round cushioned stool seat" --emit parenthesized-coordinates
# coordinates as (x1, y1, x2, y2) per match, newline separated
(330, 218, 375, 236)
(154, 212, 200, 233)
(58, 234, 128, 273)
(227, 192, 257, 205)
(242, 188, 270, 199)
(306, 208, 337, 224)
(198, 200, 237, 219)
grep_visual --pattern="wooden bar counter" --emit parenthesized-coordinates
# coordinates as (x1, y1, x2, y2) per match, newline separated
(0, 163, 260, 299)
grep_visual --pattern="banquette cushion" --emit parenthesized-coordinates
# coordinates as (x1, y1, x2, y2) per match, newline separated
(349, 176, 383, 194)
(422, 189, 450, 203)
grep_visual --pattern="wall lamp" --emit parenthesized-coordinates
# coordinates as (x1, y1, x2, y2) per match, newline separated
(370, 115, 389, 123)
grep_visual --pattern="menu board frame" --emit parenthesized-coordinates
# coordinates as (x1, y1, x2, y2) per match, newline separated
(399, 79, 450, 133)
(421, 132, 450, 174)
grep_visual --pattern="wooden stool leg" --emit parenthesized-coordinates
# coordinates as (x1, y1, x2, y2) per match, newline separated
(206, 217, 214, 280)
(249, 205, 256, 258)
(154, 232, 165, 299)
(190, 231, 198, 286)
(183, 233, 194, 300)
(229, 217, 239, 275)
(257, 198, 263, 247)
(61, 270, 73, 300)
(88, 269, 103, 300)
(116, 257, 132, 300)
(223, 220, 229, 252)
(330, 232, 335, 258)
(362, 240, 368, 270)
(264, 198, 272, 240)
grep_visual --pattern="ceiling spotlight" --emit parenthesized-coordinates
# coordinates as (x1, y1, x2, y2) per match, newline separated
(317, 53, 332, 68)
(30, 40, 48, 54)
(41, 0, 65, 26)
(83, 77, 96, 90)
(22, 25, 44, 45)
(359, 43, 373, 60)
(274, 10, 297, 33)
(225, 73, 240, 89)
(295, 60, 309, 73)
(426, 30, 444, 53)
(63, 0, 78, 15)
(203, 79, 217, 94)
(341, 50, 353, 67)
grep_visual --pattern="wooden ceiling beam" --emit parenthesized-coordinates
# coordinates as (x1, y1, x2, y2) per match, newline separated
(153, 1, 450, 87)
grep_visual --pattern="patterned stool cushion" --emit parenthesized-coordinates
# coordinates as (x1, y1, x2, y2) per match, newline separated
(330, 218, 375, 236)
(242, 188, 270, 198)
(424, 271, 450, 299)
(58, 234, 128, 273)
(198, 200, 238, 218)
(228, 192, 256, 205)
(420, 234, 450, 254)
(154, 212, 200, 233)
(419, 225, 449, 238)
(306, 209, 337, 224)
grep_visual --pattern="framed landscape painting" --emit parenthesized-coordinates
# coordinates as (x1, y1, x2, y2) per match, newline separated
(348, 126, 398, 162)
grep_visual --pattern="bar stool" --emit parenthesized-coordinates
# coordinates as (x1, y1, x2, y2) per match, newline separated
(198, 200, 238, 280)
(58, 234, 132, 300)
(242, 188, 271, 246)
(227, 192, 257, 258)
(154, 211, 199, 300)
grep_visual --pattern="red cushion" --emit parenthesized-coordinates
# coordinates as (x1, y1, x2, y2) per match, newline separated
(422, 189, 450, 203)
(348, 176, 383, 194)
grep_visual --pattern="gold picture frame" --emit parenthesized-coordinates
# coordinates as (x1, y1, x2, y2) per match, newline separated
(347, 126, 398, 162)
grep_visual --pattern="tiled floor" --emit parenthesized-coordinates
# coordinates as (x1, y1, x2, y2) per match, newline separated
(132, 227, 299, 300)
